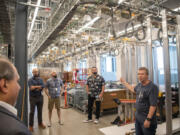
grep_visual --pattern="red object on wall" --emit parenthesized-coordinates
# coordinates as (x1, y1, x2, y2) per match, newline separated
(72, 68, 88, 86)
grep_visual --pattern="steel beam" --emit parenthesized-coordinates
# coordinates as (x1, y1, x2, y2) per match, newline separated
(8, 44, 11, 59)
(147, 17, 153, 81)
(162, 9, 172, 135)
(14, 0, 28, 126)
(176, 15, 180, 116)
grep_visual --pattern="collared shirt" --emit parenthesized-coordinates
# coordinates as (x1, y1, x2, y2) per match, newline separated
(46, 77, 64, 98)
(28, 76, 45, 97)
(0, 101, 17, 115)
(86, 74, 105, 97)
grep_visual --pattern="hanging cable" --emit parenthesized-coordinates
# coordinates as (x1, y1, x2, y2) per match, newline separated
(157, 28, 163, 46)
(135, 25, 146, 41)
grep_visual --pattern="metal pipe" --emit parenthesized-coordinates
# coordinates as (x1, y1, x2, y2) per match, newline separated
(162, 9, 172, 135)
(176, 15, 180, 116)
(147, 17, 153, 81)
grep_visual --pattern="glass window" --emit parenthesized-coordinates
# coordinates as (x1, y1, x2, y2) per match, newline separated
(153, 36, 178, 90)
(100, 55, 117, 81)
(106, 57, 112, 72)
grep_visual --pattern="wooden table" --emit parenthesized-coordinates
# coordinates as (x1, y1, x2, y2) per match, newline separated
(94, 89, 136, 114)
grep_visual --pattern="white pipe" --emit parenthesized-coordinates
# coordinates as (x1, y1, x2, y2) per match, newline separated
(28, 0, 41, 40)
(76, 17, 100, 33)
(116, 23, 142, 36)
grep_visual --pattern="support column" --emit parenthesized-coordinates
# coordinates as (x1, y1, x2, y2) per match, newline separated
(59, 62, 64, 72)
(121, 46, 127, 79)
(8, 44, 12, 60)
(176, 15, 180, 116)
(116, 53, 122, 80)
(14, 0, 28, 126)
(127, 46, 132, 84)
(71, 57, 77, 70)
(147, 17, 153, 81)
(136, 46, 141, 68)
(162, 9, 172, 135)
(96, 55, 101, 74)
(131, 46, 137, 84)
(141, 46, 147, 67)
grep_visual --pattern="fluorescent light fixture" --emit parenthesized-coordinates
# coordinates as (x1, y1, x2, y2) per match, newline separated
(118, 0, 125, 4)
(173, 7, 180, 11)
(76, 16, 100, 33)
(28, 0, 41, 40)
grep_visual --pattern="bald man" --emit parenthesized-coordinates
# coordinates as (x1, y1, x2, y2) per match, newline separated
(45, 71, 64, 127)
(0, 57, 32, 135)
(28, 68, 46, 132)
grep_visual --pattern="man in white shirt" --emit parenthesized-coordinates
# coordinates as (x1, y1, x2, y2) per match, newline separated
(0, 57, 32, 135)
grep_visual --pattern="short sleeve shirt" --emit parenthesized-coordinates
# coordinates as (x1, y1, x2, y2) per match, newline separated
(134, 81, 159, 123)
(46, 78, 64, 98)
(28, 77, 44, 97)
(86, 75, 105, 97)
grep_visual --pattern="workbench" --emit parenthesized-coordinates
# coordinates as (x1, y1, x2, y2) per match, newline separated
(94, 89, 136, 113)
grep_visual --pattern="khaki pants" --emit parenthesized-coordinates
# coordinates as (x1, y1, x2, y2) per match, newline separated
(48, 97, 60, 111)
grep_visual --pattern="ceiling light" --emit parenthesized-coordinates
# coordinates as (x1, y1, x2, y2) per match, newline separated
(173, 7, 180, 11)
(28, 0, 42, 40)
(118, 0, 125, 4)
(83, 15, 92, 23)
(76, 16, 100, 33)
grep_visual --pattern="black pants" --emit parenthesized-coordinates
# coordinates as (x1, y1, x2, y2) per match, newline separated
(88, 95, 101, 120)
(135, 119, 157, 135)
(29, 96, 43, 126)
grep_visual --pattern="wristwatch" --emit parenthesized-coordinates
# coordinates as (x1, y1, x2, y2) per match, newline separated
(146, 117, 152, 121)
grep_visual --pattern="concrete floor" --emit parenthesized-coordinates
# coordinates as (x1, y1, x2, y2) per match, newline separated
(31, 93, 180, 135)
(32, 93, 116, 135)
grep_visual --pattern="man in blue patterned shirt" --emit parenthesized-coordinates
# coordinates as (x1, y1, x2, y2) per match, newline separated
(45, 71, 64, 127)
(84, 67, 105, 124)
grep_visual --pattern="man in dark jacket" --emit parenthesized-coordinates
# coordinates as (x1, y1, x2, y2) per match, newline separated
(0, 57, 32, 135)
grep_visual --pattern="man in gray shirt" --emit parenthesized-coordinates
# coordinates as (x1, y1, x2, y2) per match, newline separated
(120, 67, 159, 135)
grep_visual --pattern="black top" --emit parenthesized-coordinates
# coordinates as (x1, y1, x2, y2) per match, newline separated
(28, 77, 44, 97)
(86, 74, 105, 97)
(134, 81, 159, 124)
(0, 106, 32, 135)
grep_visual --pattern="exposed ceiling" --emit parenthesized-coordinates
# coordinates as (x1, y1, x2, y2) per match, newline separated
(26, 0, 180, 66)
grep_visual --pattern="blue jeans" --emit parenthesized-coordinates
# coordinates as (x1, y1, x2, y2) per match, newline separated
(135, 119, 157, 135)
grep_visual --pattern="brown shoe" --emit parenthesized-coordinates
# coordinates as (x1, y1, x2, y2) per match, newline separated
(39, 123, 46, 129)
(29, 126, 33, 132)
